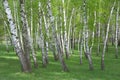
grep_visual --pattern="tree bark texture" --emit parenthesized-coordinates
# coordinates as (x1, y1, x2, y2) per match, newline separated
(3, 0, 31, 72)
(47, 0, 69, 72)
(83, 0, 94, 70)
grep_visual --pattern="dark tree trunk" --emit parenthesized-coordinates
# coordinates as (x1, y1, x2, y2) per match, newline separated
(118, 40, 120, 46)
(101, 57, 105, 70)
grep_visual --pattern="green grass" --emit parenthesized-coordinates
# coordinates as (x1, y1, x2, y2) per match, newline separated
(0, 44, 120, 80)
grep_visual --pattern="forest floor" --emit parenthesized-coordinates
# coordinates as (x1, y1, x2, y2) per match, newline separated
(0, 44, 120, 80)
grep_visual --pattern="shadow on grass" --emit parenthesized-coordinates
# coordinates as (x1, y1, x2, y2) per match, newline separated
(0, 51, 120, 80)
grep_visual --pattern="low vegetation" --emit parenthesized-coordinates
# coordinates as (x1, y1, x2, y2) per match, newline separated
(0, 44, 120, 80)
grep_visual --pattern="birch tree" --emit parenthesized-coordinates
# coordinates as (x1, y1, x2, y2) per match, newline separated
(97, 3, 101, 55)
(38, 2, 48, 67)
(3, 0, 31, 72)
(115, 2, 119, 59)
(30, 0, 38, 68)
(101, 1, 115, 70)
(83, 0, 94, 70)
(62, 0, 69, 59)
(47, 0, 69, 71)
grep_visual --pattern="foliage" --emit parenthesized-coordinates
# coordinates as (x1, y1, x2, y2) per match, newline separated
(1, 0, 120, 77)
(1, 0, 119, 40)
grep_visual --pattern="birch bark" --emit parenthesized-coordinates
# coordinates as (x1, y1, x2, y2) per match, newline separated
(62, 0, 69, 59)
(19, 0, 32, 70)
(97, 11, 101, 56)
(47, 0, 69, 71)
(38, 2, 47, 67)
(30, 0, 38, 68)
(3, 0, 31, 72)
(115, 3, 119, 59)
(83, 0, 94, 70)
(101, 1, 115, 70)
(42, 8, 49, 64)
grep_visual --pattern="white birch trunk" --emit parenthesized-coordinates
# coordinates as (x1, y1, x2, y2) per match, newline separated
(115, 3, 119, 59)
(42, 8, 49, 64)
(90, 11, 96, 54)
(68, 8, 75, 55)
(47, 0, 69, 71)
(62, 0, 69, 59)
(3, 0, 31, 72)
(78, 31, 83, 64)
(19, 0, 32, 70)
(38, 2, 47, 67)
(83, 0, 94, 70)
(97, 11, 101, 56)
(101, 1, 115, 70)
(59, 6, 65, 56)
(30, 0, 38, 68)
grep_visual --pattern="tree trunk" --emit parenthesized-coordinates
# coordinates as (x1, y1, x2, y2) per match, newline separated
(42, 8, 49, 64)
(79, 31, 83, 64)
(19, 0, 32, 70)
(83, 0, 94, 70)
(62, 0, 70, 59)
(30, 0, 38, 68)
(38, 2, 47, 67)
(101, 1, 115, 70)
(115, 3, 119, 59)
(47, 0, 69, 72)
(68, 8, 75, 55)
(59, 6, 65, 56)
(97, 11, 101, 56)
(3, 0, 31, 72)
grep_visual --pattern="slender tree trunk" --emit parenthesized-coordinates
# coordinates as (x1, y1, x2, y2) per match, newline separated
(90, 11, 96, 54)
(90, 31, 95, 54)
(101, 1, 115, 70)
(42, 8, 49, 64)
(62, 0, 69, 59)
(38, 2, 47, 67)
(3, 0, 31, 72)
(97, 11, 101, 56)
(115, 3, 119, 59)
(71, 15, 76, 54)
(30, 0, 38, 68)
(68, 8, 75, 55)
(110, 25, 115, 46)
(83, 0, 94, 70)
(47, 0, 69, 71)
(78, 31, 83, 64)
(59, 6, 65, 56)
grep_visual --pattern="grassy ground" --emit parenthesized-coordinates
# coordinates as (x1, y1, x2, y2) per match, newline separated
(0, 44, 120, 80)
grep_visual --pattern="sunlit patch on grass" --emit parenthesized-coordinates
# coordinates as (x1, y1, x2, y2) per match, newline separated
(0, 45, 120, 80)
(0, 56, 18, 60)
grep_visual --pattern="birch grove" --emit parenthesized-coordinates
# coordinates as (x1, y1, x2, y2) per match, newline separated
(1, 0, 120, 73)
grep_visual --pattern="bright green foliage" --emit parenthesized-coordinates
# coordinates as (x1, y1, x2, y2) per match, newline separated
(1, 0, 118, 39)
